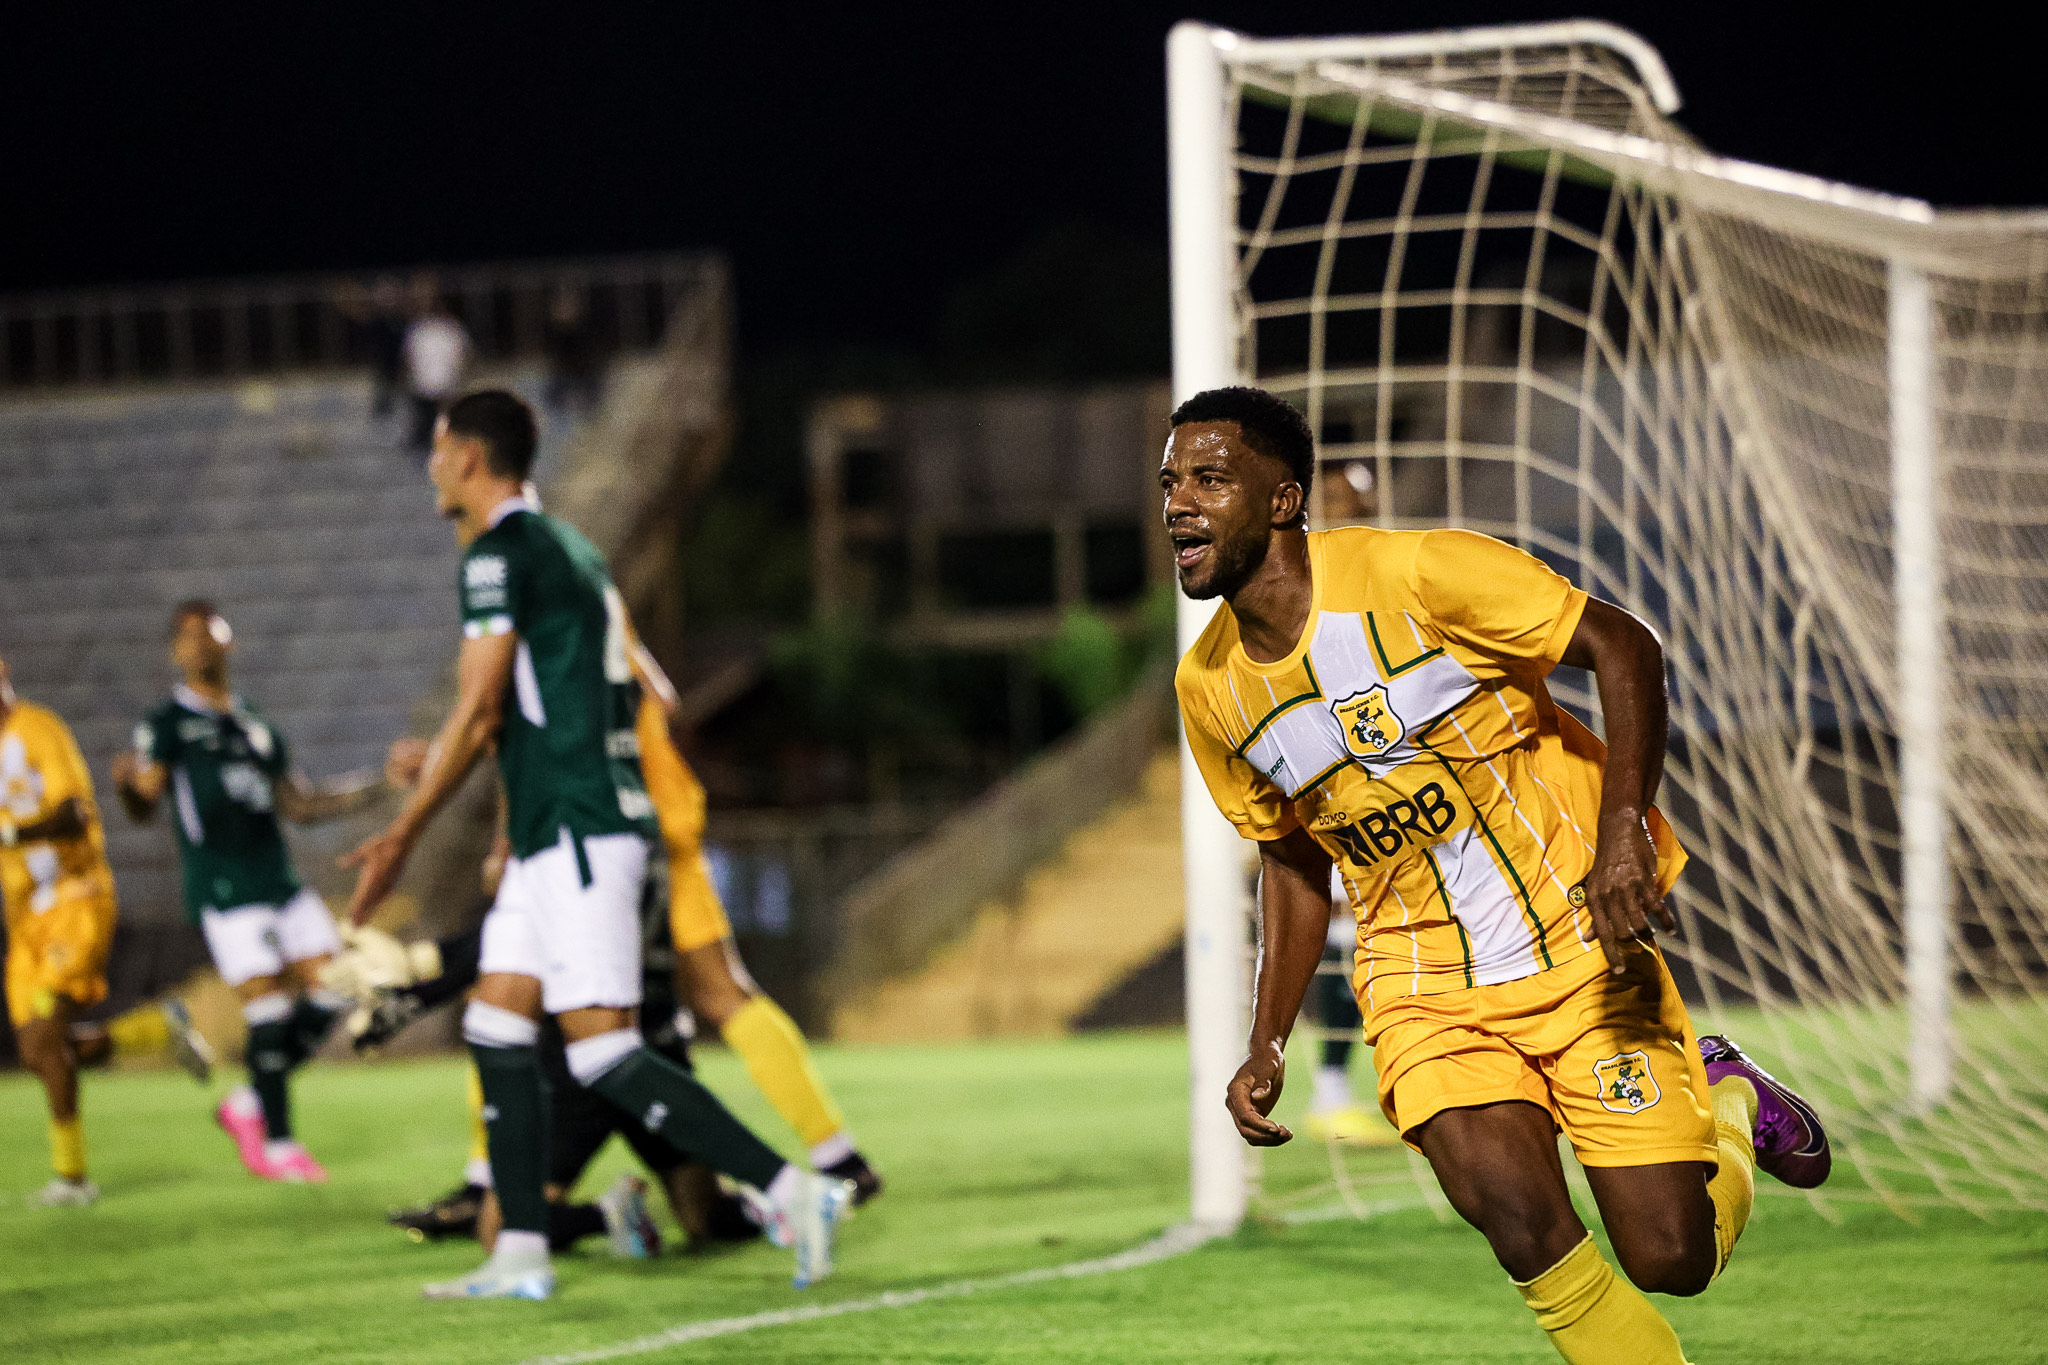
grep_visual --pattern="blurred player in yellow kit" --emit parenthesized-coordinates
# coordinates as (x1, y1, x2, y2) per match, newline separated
(636, 691, 881, 1199)
(0, 651, 118, 1206)
(368, 637, 879, 1239)
(1165, 388, 1831, 1365)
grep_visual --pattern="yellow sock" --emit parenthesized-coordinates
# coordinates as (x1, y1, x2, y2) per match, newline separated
(1515, 1233, 1689, 1365)
(466, 1062, 489, 1167)
(1707, 1076, 1758, 1278)
(107, 1004, 171, 1054)
(49, 1115, 87, 1182)
(720, 996, 847, 1150)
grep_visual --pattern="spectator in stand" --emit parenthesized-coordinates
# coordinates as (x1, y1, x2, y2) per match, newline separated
(365, 277, 410, 418)
(401, 283, 471, 456)
(542, 285, 601, 414)
(334, 277, 411, 419)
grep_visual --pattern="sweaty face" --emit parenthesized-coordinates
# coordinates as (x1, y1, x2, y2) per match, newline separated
(171, 614, 232, 682)
(1159, 420, 1292, 601)
(427, 416, 463, 521)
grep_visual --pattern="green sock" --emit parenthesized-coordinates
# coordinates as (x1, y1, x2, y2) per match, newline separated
(245, 1020, 295, 1140)
(590, 1047, 786, 1189)
(472, 1042, 550, 1235)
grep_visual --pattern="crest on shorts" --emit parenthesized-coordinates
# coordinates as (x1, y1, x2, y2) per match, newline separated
(1593, 1050, 1661, 1114)
(1331, 685, 1404, 760)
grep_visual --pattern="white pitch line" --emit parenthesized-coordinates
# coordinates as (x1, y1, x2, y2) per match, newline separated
(515, 1222, 1224, 1365)
(1277, 1192, 1432, 1224)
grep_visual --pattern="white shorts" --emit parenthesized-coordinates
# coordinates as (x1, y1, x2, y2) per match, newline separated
(479, 829, 648, 1014)
(200, 887, 343, 988)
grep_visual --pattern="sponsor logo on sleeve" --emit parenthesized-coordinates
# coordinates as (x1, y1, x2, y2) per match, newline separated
(465, 555, 508, 588)
(465, 555, 509, 608)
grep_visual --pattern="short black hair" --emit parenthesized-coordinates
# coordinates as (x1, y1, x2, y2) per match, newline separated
(1170, 386, 1316, 507)
(443, 389, 538, 481)
(168, 598, 219, 638)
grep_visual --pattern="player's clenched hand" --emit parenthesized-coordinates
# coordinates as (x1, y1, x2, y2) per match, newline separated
(340, 825, 414, 926)
(1226, 1041, 1293, 1147)
(1581, 815, 1674, 975)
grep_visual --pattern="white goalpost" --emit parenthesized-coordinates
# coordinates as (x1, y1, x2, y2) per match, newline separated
(1169, 19, 2048, 1228)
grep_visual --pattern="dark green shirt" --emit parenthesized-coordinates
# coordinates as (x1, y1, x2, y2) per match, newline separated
(135, 687, 300, 921)
(459, 502, 655, 858)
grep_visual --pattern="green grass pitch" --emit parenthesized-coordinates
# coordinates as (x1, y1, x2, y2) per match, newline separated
(3, 1031, 2044, 1363)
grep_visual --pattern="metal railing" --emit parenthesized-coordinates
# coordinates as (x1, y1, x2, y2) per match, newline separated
(0, 251, 718, 389)
(822, 661, 1178, 1026)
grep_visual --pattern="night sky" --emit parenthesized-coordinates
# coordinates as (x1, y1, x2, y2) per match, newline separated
(2, 4, 2037, 354)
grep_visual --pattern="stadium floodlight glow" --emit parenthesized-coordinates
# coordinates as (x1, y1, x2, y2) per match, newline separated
(1169, 18, 2048, 1225)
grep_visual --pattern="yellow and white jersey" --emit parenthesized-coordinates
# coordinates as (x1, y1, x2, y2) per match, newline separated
(637, 692, 708, 860)
(1, 700, 114, 920)
(1176, 526, 1685, 1009)
(636, 691, 734, 954)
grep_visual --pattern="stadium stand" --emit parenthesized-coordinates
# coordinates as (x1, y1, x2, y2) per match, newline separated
(0, 253, 735, 1054)
(0, 374, 573, 990)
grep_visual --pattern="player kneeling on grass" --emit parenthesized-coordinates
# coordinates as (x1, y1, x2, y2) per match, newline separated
(1, 652, 122, 1206)
(1166, 388, 1831, 1365)
(341, 874, 768, 1256)
(368, 689, 883, 1205)
(111, 603, 392, 1183)
(462, 1006, 762, 1262)
(343, 390, 848, 1301)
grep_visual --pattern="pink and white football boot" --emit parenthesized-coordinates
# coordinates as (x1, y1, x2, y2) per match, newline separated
(262, 1142, 329, 1184)
(216, 1088, 273, 1178)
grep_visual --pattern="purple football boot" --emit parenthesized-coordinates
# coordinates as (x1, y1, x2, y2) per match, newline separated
(1698, 1034, 1832, 1188)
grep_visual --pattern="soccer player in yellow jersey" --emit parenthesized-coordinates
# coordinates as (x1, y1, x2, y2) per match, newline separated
(1164, 387, 1831, 1365)
(0, 651, 119, 1206)
(634, 690, 881, 1200)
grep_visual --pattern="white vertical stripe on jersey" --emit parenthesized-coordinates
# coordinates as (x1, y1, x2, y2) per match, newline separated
(514, 641, 547, 727)
(1428, 822, 1543, 986)
(1445, 711, 1584, 945)
(172, 767, 205, 845)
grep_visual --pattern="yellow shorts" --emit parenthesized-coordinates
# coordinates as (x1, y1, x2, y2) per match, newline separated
(1367, 943, 1716, 1168)
(5, 876, 118, 1028)
(667, 852, 734, 954)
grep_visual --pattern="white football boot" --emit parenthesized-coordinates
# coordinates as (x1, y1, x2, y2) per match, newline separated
(161, 997, 215, 1084)
(33, 1177, 100, 1208)
(597, 1175, 661, 1259)
(780, 1172, 853, 1290)
(422, 1236, 555, 1301)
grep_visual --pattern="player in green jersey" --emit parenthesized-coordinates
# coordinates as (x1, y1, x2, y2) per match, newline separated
(113, 601, 391, 1182)
(343, 390, 849, 1301)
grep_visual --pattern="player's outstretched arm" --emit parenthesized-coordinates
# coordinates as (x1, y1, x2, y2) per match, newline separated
(1558, 597, 1675, 973)
(629, 636, 681, 721)
(340, 632, 515, 924)
(1227, 827, 1335, 1147)
(0, 795, 89, 846)
(277, 768, 388, 825)
(110, 751, 166, 823)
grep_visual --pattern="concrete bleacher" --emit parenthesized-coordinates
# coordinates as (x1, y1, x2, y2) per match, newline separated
(0, 370, 575, 937)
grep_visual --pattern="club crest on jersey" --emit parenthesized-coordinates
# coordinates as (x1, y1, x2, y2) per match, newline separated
(1593, 1050, 1661, 1114)
(1331, 685, 1404, 760)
